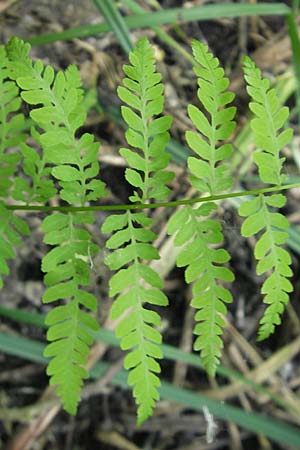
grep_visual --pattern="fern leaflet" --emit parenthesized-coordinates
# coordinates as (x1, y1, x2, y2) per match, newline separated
(41, 211, 99, 414)
(0, 203, 30, 288)
(0, 44, 30, 288)
(0, 45, 25, 195)
(103, 211, 167, 424)
(118, 36, 174, 202)
(102, 37, 172, 423)
(239, 57, 293, 340)
(167, 40, 236, 375)
(13, 127, 57, 204)
(6, 37, 106, 413)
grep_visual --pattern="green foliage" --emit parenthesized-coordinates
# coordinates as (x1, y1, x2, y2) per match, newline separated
(167, 41, 236, 375)
(243, 56, 293, 186)
(167, 203, 234, 375)
(239, 57, 293, 340)
(186, 40, 236, 195)
(102, 37, 173, 423)
(41, 211, 99, 414)
(118, 36, 174, 202)
(0, 36, 296, 422)
(239, 194, 292, 340)
(0, 45, 25, 188)
(13, 127, 57, 204)
(0, 203, 30, 288)
(6, 37, 106, 205)
(103, 211, 167, 424)
(6, 37, 106, 414)
(0, 45, 30, 287)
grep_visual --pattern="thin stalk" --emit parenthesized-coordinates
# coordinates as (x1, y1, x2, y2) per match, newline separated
(3, 183, 300, 212)
(292, 0, 300, 16)
(93, 0, 133, 53)
(286, 13, 300, 127)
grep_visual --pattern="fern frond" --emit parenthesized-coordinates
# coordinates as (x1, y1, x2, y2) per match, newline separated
(239, 194, 292, 340)
(118, 36, 174, 203)
(167, 203, 233, 375)
(0, 203, 30, 288)
(102, 38, 172, 423)
(0, 45, 26, 198)
(0, 45, 30, 289)
(6, 37, 106, 205)
(103, 211, 167, 424)
(239, 57, 293, 340)
(6, 37, 107, 413)
(1, 41, 54, 204)
(168, 40, 236, 375)
(186, 40, 236, 195)
(13, 127, 56, 204)
(42, 211, 99, 414)
(243, 56, 293, 185)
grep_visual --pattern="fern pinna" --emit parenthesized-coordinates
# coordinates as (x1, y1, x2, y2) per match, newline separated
(6, 37, 106, 414)
(239, 57, 293, 341)
(0, 44, 29, 288)
(102, 37, 173, 424)
(167, 40, 236, 376)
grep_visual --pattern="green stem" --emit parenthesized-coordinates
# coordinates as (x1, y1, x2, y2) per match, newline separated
(286, 13, 300, 128)
(3, 183, 300, 212)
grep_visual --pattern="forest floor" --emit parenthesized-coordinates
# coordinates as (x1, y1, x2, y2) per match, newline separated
(0, 1, 300, 450)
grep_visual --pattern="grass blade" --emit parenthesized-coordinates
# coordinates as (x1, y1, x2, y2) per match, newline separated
(93, 0, 133, 53)
(286, 13, 300, 126)
(0, 331, 300, 447)
(0, 306, 295, 415)
(160, 383, 300, 448)
(27, 3, 290, 46)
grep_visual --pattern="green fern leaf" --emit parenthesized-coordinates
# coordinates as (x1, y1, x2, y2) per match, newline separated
(6, 37, 107, 414)
(102, 37, 173, 423)
(186, 40, 236, 195)
(0, 44, 30, 290)
(168, 40, 236, 375)
(1, 41, 54, 204)
(239, 193, 292, 340)
(41, 211, 99, 414)
(7, 37, 106, 205)
(167, 203, 233, 375)
(118, 36, 174, 203)
(239, 57, 293, 340)
(0, 45, 26, 198)
(243, 56, 293, 185)
(103, 211, 167, 424)
(13, 127, 56, 203)
(0, 203, 30, 288)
